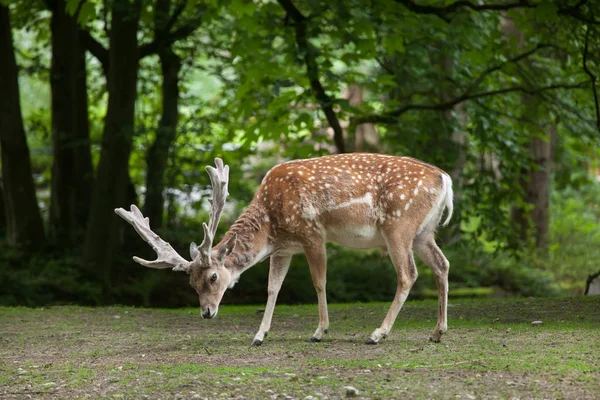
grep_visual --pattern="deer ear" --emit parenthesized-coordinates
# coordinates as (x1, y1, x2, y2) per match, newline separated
(189, 242, 199, 259)
(218, 234, 237, 261)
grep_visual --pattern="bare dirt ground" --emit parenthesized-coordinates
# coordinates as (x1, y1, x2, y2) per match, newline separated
(1, 296, 599, 399)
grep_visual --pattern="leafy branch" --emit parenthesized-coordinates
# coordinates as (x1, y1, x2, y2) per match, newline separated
(463, 44, 549, 97)
(352, 82, 589, 127)
(393, 0, 598, 25)
(277, 0, 346, 153)
(77, 1, 205, 72)
(139, 6, 206, 58)
(582, 24, 600, 131)
(351, 43, 579, 127)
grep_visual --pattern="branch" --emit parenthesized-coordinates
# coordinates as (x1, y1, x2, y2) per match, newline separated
(353, 81, 589, 125)
(42, 0, 110, 73)
(164, 0, 188, 34)
(102, 0, 109, 39)
(43, 0, 56, 10)
(277, 0, 346, 153)
(393, 0, 532, 22)
(139, 15, 203, 59)
(394, 0, 599, 25)
(464, 43, 548, 96)
(79, 30, 109, 75)
(585, 270, 600, 295)
(582, 24, 600, 131)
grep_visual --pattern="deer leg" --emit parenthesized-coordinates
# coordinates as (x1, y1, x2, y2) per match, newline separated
(304, 244, 329, 342)
(367, 237, 416, 344)
(415, 237, 449, 342)
(251, 254, 292, 346)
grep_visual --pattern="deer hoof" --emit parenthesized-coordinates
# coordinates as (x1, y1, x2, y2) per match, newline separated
(251, 339, 263, 346)
(365, 337, 378, 345)
(309, 336, 322, 343)
(429, 335, 441, 343)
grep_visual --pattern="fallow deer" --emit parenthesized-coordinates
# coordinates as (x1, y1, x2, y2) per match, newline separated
(116, 153, 453, 345)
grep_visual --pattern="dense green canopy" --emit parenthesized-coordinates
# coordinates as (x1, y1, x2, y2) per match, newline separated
(1, 0, 599, 306)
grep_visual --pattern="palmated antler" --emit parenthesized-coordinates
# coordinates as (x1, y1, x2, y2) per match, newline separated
(114, 205, 191, 272)
(194, 158, 230, 257)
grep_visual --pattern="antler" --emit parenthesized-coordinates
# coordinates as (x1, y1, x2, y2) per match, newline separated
(114, 205, 191, 272)
(196, 158, 230, 256)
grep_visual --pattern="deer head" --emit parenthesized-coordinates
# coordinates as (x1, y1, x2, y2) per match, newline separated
(115, 158, 236, 319)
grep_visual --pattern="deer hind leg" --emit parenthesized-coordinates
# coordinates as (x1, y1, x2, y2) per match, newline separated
(304, 243, 329, 342)
(251, 254, 292, 346)
(414, 236, 449, 342)
(367, 234, 417, 344)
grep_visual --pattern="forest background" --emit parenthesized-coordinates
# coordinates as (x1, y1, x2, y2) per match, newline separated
(1, 0, 599, 308)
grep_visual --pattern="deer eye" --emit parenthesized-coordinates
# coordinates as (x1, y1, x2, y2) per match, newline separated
(210, 273, 218, 282)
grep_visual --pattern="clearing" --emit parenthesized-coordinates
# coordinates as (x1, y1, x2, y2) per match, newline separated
(1, 297, 599, 399)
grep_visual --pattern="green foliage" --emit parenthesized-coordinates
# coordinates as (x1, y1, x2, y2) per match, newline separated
(547, 183, 600, 289)
(0, 244, 102, 306)
(3, 0, 600, 307)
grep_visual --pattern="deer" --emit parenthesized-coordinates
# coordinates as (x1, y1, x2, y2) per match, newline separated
(115, 153, 453, 345)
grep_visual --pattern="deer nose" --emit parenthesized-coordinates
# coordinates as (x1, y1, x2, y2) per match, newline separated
(202, 308, 212, 319)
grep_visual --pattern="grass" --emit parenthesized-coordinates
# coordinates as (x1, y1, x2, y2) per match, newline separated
(0, 296, 599, 399)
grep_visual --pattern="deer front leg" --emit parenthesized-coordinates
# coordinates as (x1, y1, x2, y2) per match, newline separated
(304, 243, 329, 342)
(367, 240, 417, 344)
(251, 254, 292, 346)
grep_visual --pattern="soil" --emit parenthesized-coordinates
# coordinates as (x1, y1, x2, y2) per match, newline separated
(1, 296, 599, 399)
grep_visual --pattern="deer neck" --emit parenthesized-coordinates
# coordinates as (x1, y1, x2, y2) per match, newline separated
(217, 202, 272, 283)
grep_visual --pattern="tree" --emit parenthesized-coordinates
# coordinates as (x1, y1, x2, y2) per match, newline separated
(143, 0, 184, 229)
(47, 0, 94, 243)
(0, 4, 46, 248)
(82, 0, 142, 297)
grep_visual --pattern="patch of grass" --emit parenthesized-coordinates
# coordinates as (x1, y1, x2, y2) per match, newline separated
(1, 297, 599, 399)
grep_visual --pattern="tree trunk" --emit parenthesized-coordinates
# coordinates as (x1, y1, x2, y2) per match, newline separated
(513, 118, 553, 249)
(525, 130, 552, 248)
(49, 0, 93, 243)
(502, 16, 553, 250)
(82, 0, 141, 300)
(440, 49, 468, 243)
(143, 48, 181, 229)
(143, 0, 182, 229)
(0, 5, 46, 248)
(0, 184, 7, 236)
(343, 85, 380, 153)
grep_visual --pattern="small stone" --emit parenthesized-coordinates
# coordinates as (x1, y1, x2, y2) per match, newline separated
(304, 396, 315, 400)
(343, 386, 359, 397)
(531, 321, 543, 326)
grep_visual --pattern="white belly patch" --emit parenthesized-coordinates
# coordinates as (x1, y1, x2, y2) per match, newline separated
(325, 225, 385, 249)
